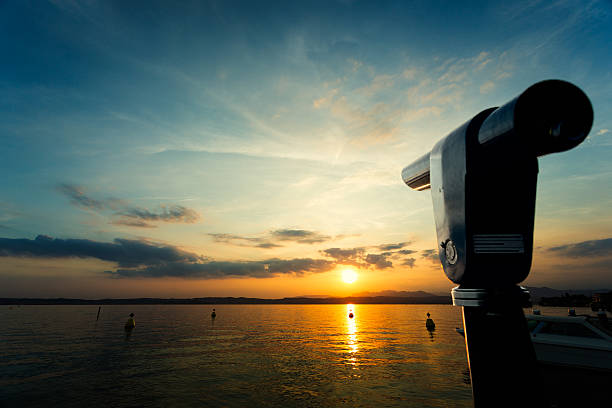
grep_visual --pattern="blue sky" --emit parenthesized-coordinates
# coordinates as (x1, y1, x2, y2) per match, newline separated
(1, 0, 611, 298)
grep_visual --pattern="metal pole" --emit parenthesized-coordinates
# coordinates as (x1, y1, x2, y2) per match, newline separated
(454, 287, 546, 407)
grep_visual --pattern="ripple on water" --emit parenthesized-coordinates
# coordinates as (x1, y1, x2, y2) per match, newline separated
(0, 304, 473, 408)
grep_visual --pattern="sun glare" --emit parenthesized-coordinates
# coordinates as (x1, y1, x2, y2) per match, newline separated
(341, 269, 358, 284)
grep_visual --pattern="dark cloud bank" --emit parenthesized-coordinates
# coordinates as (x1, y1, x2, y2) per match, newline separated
(0, 235, 201, 268)
(0, 235, 334, 278)
(0, 236, 423, 279)
(4, 235, 609, 280)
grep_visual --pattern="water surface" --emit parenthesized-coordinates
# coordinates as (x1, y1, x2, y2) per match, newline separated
(2, 304, 475, 407)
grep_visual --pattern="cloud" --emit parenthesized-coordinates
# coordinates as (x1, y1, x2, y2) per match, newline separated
(403, 106, 442, 121)
(111, 219, 157, 228)
(209, 233, 275, 248)
(321, 246, 395, 269)
(0, 235, 201, 267)
(357, 74, 395, 96)
(0, 235, 335, 279)
(256, 242, 283, 249)
(347, 58, 362, 72)
(57, 183, 200, 227)
(209, 233, 255, 243)
(480, 81, 495, 94)
(365, 253, 392, 269)
(421, 249, 439, 263)
(402, 258, 416, 268)
(548, 238, 612, 258)
(308, 49, 513, 148)
(0, 235, 447, 277)
(109, 258, 335, 279)
(329, 96, 400, 141)
(402, 68, 417, 80)
(377, 242, 411, 251)
(597, 129, 609, 136)
(473, 51, 492, 70)
(313, 88, 338, 108)
(271, 229, 331, 244)
(321, 247, 365, 262)
(116, 205, 199, 224)
(418, 83, 463, 105)
(56, 184, 107, 210)
(437, 51, 492, 83)
(209, 229, 331, 248)
(376, 246, 417, 267)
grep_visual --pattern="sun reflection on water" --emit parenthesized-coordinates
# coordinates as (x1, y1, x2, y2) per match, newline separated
(346, 304, 359, 368)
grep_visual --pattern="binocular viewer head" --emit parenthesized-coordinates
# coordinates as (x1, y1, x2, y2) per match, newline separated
(402, 80, 593, 287)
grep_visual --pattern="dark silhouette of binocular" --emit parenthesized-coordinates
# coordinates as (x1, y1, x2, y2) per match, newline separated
(402, 80, 593, 288)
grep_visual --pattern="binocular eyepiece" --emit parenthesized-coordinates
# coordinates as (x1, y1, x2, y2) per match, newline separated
(402, 80, 593, 287)
(403, 80, 593, 192)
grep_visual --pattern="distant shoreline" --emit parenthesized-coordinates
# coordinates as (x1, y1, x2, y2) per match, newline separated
(0, 296, 452, 305)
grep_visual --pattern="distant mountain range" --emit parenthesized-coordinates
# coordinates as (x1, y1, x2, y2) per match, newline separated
(350, 290, 439, 298)
(2, 287, 608, 305)
(525, 286, 611, 302)
(293, 290, 440, 299)
(301, 287, 612, 304)
(1, 293, 451, 305)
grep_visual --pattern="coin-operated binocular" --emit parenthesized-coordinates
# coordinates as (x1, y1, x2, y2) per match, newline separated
(402, 80, 593, 407)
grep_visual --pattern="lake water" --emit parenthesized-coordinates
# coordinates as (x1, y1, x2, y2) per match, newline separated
(0, 304, 588, 407)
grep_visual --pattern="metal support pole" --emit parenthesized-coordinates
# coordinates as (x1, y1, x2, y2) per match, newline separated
(454, 287, 546, 407)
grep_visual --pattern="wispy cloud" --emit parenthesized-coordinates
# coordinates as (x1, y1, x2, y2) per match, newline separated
(208, 233, 282, 249)
(57, 184, 108, 211)
(548, 238, 612, 258)
(480, 81, 495, 94)
(110, 219, 157, 229)
(116, 205, 199, 224)
(209, 229, 332, 248)
(356, 74, 395, 96)
(271, 229, 331, 244)
(313, 88, 338, 109)
(307, 49, 515, 149)
(376, 242, 411, 251)
(109, 258, 335, 279)
(57, 183, 200, 228)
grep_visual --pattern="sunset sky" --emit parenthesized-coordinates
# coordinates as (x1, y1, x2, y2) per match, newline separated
(1, 0, 611, 298)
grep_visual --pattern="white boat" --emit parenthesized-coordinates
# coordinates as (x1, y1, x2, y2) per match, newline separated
(455, 313, 612, 371)
(527, 314, 612, 371)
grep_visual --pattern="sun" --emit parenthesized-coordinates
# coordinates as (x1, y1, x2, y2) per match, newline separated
(341, 269, 358, 284)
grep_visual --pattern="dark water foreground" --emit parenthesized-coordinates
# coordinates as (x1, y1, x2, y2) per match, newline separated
(1, 304, 472, 407)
